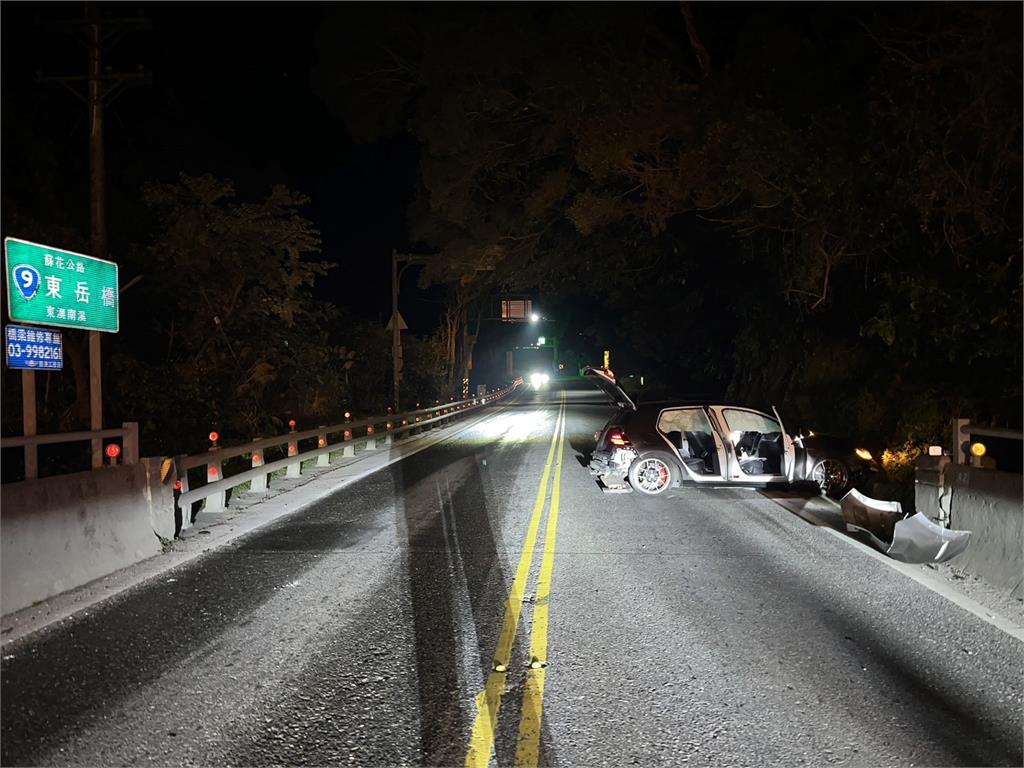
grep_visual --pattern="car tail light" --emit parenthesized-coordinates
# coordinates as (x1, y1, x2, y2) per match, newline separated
(607, 428, 630, 447)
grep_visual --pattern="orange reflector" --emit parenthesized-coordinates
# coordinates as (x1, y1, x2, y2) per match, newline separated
(208, 431, 219, 443)
(173, 479, 182, 491)
(344, 430, 352, 440)
(318, 437, 327, 447)
(288, 419, 296, 429)
(252, 453, 262, 464)
(105, 443, 121, 459)
(288, 444, 297, 455)
(367, 425, 375, 434)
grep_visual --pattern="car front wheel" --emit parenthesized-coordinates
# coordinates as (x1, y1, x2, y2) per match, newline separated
(628, 453, 677, 496)
(811, 458, 850, 498)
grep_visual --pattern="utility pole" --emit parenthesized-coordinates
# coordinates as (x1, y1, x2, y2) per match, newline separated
(38, 5, 149, 467)
(391, 250, 401, 412)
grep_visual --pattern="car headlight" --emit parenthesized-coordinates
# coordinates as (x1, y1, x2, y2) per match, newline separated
(541, 373, 550, 384)
(855, 448, 873, 461)
(530, 372, 544, 388)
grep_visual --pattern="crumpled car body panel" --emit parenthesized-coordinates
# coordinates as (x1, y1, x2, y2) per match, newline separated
(886, 512, 972, 564)
(840, 489, 971, 564)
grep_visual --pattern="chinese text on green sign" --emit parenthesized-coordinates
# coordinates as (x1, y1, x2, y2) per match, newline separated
(4, 237, 119, 333)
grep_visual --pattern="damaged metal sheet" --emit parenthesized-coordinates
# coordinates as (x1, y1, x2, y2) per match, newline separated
(840, 488, 971, 564)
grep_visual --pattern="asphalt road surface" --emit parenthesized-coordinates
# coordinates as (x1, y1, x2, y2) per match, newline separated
(2, 381, 1021, 767)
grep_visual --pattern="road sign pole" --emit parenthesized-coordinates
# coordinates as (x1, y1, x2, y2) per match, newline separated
(22, 370, 37, 480)
(90, 331, 102, 469)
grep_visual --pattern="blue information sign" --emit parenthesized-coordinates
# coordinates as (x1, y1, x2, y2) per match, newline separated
(5, 323, 63, 370)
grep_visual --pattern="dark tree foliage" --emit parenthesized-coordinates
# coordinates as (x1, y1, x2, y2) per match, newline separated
(319, 2, 1022, 446)
(105, 175, 444, 456)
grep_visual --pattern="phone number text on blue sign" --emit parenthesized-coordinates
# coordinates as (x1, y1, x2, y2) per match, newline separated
(5, 324, 63, 370)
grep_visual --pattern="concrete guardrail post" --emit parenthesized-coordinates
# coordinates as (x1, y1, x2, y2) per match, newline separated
(342, 428, 354, 457)
(317, 428, 330, 467)
(175, 457, 191, 532)
(250, 440, 268, 493)
(286, 420, 301, 478)
(204, 432, 226, 512)
(205, 458, 225, 512)
(366, 425, 378, 450)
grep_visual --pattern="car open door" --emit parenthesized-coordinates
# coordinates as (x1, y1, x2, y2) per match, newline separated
(772, 405, 796, 482)
(582, 366, 636, 410)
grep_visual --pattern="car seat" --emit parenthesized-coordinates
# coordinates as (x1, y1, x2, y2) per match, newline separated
(757, 433, 783, 475)
(683, 431, 718, 474)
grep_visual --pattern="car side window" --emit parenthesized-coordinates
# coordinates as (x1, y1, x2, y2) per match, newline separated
(658, 408, 712, 435)
(721, 409, 780, 435)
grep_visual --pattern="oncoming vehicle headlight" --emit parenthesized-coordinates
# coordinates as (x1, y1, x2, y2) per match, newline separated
(855, 448, 873, 461)
(530, 372, 544, 388)
(541, 373, 550, 385)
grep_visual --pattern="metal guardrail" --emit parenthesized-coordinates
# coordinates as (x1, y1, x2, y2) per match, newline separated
(953, 418, 1023, 466)
(959, 424, 1024, 441)
(0, 422, 139, 480)
(173, 382, 521, 530)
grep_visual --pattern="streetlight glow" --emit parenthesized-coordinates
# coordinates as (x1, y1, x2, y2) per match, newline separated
(530, 313, 540, 322)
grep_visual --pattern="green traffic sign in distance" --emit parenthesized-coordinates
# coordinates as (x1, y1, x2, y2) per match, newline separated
(5, 237, 119, 333)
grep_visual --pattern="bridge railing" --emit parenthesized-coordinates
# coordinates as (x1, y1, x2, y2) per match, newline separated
(0, 422, 139, 480)
(951, 418, 1023, 467)
(173, 382, 520, 529)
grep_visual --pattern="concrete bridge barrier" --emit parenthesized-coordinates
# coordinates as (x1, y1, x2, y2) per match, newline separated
(1, 458, 173, 615)
(916, 457, 1023, 599)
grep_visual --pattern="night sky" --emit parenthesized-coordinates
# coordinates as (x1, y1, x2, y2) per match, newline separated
(2, 2, 423, 322)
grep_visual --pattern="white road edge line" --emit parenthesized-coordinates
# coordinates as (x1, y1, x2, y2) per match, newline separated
(775, 495, 1024, 643)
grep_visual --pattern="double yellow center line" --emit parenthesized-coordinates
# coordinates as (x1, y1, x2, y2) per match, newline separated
(466, 392, 567, 768)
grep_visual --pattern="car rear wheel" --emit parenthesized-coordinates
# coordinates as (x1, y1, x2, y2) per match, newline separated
(628, 453, 677, 496)
(811, 458, 850, 498)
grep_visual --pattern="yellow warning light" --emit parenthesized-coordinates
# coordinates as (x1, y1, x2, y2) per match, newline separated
(970, 442, 987, 457)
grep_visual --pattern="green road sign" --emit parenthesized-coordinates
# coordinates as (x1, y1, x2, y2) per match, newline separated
(5, 237, 119, 333)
